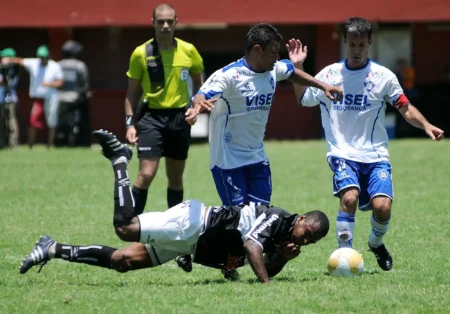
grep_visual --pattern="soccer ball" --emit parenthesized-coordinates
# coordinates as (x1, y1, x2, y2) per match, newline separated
(327, 247, 364, 277)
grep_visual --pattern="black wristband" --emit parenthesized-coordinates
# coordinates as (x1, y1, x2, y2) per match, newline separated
(125, 115, 135, 129)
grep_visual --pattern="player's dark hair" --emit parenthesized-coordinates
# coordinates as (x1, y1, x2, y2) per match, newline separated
(342, 17, 372, 42)
(245, 23, 282, 54)
(304, 210, 330, 238)
(153, 3, 177, 20)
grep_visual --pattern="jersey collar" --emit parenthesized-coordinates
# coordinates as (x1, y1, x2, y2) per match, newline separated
(344, 58, 370, 71)
(242, 58, 265, 73)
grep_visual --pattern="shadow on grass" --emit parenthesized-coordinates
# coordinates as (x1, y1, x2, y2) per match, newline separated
(322, 269, 382, 277)
(144, 276, 323, 286)
(16, 275, 327, 288)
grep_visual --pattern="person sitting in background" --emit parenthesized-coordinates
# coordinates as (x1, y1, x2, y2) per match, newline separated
(1, 45, 64, 149)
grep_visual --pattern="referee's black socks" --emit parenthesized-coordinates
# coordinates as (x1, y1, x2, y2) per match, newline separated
(167, 188, 183, 208)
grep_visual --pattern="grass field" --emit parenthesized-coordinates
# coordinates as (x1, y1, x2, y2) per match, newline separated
(1, 139, 449, 313)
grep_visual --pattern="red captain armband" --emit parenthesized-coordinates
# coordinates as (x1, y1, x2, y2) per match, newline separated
(393, 94, 410, 110)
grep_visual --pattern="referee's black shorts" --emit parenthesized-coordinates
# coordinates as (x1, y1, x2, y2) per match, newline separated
(136, 107, 191, 160)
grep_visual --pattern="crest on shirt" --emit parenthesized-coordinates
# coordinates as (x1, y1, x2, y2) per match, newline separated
(180, 68, 189, 81)
(269, 76, 275, 90)
(364, 80, 375, 92)
(240, 82, 255, 94)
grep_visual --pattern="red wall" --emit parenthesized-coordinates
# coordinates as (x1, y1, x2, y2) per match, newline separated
(413, 23, 450, 85)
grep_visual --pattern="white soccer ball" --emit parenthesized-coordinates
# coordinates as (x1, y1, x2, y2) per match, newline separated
(327, 247, 364, 277)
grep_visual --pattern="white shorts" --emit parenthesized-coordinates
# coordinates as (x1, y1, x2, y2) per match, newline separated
(138, 199, 206, 266)
(45, 94, 59, 128)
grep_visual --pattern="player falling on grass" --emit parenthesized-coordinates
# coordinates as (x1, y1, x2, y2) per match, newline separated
(287, 16, 444, 271)
(184, 23, 343, 279)
(19, 130, 330, 284)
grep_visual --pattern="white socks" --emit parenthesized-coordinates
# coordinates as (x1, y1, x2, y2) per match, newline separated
(368, 213, 390, 248)
(336, 212, 355, 248)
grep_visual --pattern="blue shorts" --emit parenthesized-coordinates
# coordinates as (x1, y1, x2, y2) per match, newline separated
(327, 157, 394, 211)
(211, 161, 272, 206)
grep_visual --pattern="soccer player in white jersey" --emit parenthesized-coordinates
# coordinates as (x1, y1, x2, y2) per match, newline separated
(287, 17, 444, 271)
(186, 23, 341, 207)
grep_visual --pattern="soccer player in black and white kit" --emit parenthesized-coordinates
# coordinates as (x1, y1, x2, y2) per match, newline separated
(19, 130, 330, 284)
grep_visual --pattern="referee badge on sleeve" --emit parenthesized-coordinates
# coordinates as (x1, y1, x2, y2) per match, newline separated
(181, 68, 189, 81)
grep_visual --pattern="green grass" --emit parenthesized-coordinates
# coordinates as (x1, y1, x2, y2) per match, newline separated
(1, 139, 449, 313)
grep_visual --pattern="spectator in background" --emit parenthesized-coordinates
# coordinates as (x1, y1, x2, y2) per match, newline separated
(2, 45, 64, 148)
(56, 40, 90, 147)
(0, 48, 21, 149)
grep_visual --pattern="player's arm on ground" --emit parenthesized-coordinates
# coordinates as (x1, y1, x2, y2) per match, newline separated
(264, 242, 300, 278)
(385, 75, 444, 141)
(244, 211, 287, 283)
(243, 239, 270, 284)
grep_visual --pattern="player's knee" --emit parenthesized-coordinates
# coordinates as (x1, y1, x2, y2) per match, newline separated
(372, 197, 391, 218)
(341, 192, 358, 210)
(114, 224, 139, 242)
(110, 250, 131, 273)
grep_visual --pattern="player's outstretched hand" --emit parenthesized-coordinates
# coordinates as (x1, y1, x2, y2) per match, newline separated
(324, 85, 343, 102)
(281, 242, 301, 261)
(185, 108, 198, 125)
(424, 124, 444, 141)
(286, 39, 307, 66)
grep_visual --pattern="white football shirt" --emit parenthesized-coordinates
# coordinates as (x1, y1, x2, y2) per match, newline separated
(23, 58, 64, 99)
(198, 58, 294, 169)
(301, 59, 404, 163)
